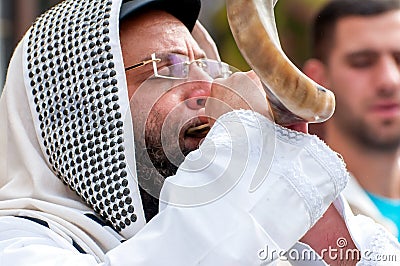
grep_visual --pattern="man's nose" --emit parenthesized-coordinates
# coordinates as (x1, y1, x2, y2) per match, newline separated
(376, 55, 400, 94)
(184, 83, 211, 110)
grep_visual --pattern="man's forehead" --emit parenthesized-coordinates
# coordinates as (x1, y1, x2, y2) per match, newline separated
(120, 11, 204, 59)
(335, 11, 400, 37)
(333, 13, 400, 51)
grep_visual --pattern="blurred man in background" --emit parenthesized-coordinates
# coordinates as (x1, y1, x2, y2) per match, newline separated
(304, 0, 400, 240)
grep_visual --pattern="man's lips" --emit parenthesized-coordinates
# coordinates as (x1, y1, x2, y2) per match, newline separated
(370, 102, 400, 117)
(185, 123, 210, 138)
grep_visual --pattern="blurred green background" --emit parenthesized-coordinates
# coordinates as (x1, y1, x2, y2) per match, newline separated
(0, 0, 329, 92)
(200, 0, 329, 71)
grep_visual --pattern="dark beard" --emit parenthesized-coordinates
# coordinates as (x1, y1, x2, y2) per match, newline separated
(357, 119, 400, 152)
(335, 111, 400, 152)
(135, 141, 191, 222)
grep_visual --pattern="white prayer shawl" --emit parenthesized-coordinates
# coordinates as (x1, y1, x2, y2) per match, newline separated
(0, 0, 399, 265)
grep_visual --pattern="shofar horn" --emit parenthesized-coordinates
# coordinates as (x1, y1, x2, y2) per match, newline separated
(226, 0, 335, 125)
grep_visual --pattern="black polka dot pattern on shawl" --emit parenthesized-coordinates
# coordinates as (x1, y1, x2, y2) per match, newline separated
(26, 0, 137, 232)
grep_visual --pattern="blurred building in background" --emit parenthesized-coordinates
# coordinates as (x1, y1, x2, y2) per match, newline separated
(0, 0, 61, 92)
(0, 0, 327, 94)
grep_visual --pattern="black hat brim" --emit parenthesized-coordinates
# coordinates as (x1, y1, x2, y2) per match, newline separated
(120, 0, 201, 32)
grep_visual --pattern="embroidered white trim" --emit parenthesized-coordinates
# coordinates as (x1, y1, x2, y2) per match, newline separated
(206, 110, 349, 226)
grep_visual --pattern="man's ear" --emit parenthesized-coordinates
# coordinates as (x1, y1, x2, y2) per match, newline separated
(192, 21, 221, 61)
(303, 59, 329, 87)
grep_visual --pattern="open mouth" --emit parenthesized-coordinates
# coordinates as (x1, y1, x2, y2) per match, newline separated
(185, 123, 211, 138)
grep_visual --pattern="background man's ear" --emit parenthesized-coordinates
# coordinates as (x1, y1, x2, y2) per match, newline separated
(303, 58, 329, 88)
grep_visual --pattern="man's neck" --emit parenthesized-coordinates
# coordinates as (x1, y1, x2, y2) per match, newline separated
(326, 127, 400, 199)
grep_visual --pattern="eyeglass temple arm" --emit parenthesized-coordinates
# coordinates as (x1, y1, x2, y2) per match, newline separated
(125, 55, 161, 71)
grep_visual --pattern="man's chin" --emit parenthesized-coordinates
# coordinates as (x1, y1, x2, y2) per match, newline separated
(182, 136, 205, 154)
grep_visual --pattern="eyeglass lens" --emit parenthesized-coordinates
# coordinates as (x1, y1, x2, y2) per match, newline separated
(156, 53, 232, 79)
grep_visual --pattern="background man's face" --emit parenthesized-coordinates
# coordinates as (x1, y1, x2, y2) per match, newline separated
(325, 11, 400, 150)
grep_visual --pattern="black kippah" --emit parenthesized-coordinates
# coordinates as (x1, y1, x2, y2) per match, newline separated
(120, 0, 201, 32)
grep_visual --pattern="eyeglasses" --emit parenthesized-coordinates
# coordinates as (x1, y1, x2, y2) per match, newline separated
(125, 53, 234, 80)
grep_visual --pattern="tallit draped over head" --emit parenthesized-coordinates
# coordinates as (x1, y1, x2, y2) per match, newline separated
(4, 1, 398, 263)
(0, 0, 201, 244)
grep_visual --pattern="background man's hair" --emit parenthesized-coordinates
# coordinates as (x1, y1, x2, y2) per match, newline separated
(310, 0, 400, 62)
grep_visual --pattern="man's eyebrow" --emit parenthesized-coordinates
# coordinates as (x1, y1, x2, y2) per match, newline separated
(156, 49, 185, 56)
(345, 50, 378, 58)
(164, 49, 207, 59)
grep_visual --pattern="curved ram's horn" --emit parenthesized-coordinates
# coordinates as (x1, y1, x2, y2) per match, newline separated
(226, 0, 335, 125)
